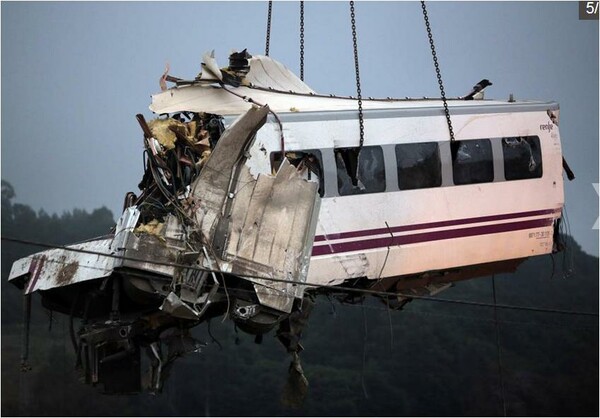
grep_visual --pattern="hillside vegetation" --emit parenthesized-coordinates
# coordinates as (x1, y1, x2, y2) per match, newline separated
(2, 180, 597, 416)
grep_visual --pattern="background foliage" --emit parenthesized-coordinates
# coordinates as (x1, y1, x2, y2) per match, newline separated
(1, 180, 598, 416)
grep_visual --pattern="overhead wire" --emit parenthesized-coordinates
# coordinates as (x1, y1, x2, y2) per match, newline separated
(3, 235, 598, 319)
(3, 244, 596, 336)
(336, 299, 598, 331)
(10, 259, 596, 338)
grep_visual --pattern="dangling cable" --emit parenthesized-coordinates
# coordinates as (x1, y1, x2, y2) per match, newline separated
(421, 1, 455, 142)
(300, 1, 305, 81)
(21, 294, 32, 372)
(265, 1, 273, 56)
(360, 301, 369, 399)
(492, 275, 508, 416)
(350, 1, 365, 148)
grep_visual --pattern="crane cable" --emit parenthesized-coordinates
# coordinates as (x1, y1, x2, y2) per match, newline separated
(265, 1, 273, 56)
(300, 1, 305, 81)
(420, 1, 455, 142)
(350, 1, 365, 148)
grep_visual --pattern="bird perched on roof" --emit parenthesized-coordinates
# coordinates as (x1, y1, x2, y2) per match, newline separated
(461, 79, 493, 100)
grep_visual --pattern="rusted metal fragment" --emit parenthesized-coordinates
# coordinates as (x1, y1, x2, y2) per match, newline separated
(55, 261, 79, 286)
(8, 237, 116, 294)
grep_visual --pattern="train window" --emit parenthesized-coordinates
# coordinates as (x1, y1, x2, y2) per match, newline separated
(502, 136, 543, 180)
(451, 138, 494, 185)
(396, 142, 442, 190)
(335, 146, 386, 196)
(271, 149, 325, 197)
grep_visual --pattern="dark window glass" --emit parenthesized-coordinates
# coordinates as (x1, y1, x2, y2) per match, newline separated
(271, 149, 324, 197)
(396, 142, 442, 190)
(335, 146, 386, 196)
(451, 138, 494, 185)
(502, 136, 543, 180)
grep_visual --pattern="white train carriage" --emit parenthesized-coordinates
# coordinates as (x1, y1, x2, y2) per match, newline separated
(257, 100, 564, 290)
(151, 72, 564, 293)
(7, 53, 568, 394)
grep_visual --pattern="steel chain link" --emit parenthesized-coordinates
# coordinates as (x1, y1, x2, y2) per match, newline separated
(350, 1, 365, 148)
(300, 1, 305, 81)
(265, 1, 273, 56)
(421, 1, 455, 142)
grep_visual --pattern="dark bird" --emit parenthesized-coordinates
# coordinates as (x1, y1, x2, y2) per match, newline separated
(461, 79, 493, 100)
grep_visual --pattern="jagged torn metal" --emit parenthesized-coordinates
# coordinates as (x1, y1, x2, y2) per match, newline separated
(192, 104, 321, 313)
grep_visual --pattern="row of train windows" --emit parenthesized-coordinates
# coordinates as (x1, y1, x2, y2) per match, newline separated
(271, 136, 543, 197)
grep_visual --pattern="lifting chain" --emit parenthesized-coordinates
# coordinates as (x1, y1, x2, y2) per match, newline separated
(421, 0, 455, 142)
(350, 1, 365, 148)
(265, 1, 273, 56)
(300, 1, 305, 81)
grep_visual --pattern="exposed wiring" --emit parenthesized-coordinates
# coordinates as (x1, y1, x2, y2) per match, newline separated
(206, 319, 223, 351)
(385, 300, 394, 351)
(561, 204, 575, 278)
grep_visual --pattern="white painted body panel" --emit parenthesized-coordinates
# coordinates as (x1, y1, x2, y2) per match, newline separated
(8, 238, 117, 294)
(244, 103, 564, 286)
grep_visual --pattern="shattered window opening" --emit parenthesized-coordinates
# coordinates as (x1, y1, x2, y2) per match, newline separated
(335, 146, 386, 196)
(451, 138, 494, 185)
(271, 150, 325, 197)
(502, 135, 543, 180)
(395, 142, 442, 190)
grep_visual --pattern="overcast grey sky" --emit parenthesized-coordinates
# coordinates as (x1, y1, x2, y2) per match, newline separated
(1, 1, 598, 255)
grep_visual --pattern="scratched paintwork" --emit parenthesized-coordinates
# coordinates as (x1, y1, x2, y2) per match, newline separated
(8, 237, 116, 294)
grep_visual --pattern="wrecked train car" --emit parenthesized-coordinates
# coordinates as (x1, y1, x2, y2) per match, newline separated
(8, 51, 567, 393)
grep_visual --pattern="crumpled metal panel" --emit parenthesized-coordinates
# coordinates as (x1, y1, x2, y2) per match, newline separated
(159, 292, 200, 320)
(224, 161, 320, 313)
(110, 206, 140, 252)
(195, 53, 313, 94)
(191, 105, 320, 313)
(199, 50, 223, 82)
(8, 237, 117, 294)
(244, 55, 315, 94)
(154, 54, 315, 116)
(119, 213, 186, 278)
(191, 105, 270, 241)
